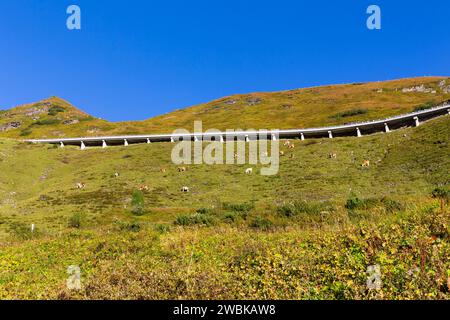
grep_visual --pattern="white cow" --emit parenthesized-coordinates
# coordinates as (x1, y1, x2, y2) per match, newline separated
(76, 182, 85, 189)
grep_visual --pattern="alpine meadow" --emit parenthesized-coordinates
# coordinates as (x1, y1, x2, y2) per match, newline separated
(0, 77, 449, 299)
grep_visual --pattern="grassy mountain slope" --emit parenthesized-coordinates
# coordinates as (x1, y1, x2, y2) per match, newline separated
(0, 114, 448, 299)
(0, 97, 111, 139)
(1, 77, 449, 139)
(0, 76, 449, 299)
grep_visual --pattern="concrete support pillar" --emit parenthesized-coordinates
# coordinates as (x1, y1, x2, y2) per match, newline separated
(413, 116, 420, 127)
(245, 135, 250, 142)
(80, 141, 86, 150)
(328, 131, 333, 139)
(170, 137, 175, 143)
(384, 123, 390, 133)
(300, 133, 305, 141)
(124, 139, 129, 146)
(447, 109, 450, 115)
(220, 135, 224, 143)
(272, 134, 277, 141)
(194, 136, 199, 142)
(356, 128, 362, 137)
(147, 138, 151, 144)
(60, 142, 65, 148)
(102, 140, 107, 148)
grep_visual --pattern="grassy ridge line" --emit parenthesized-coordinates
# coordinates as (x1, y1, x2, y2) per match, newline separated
(1, 77, 449, 139)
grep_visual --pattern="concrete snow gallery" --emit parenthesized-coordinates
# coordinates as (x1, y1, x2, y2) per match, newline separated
(170, 121, 280, 176)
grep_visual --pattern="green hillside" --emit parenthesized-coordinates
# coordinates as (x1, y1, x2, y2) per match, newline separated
(1, 76, 449, 139)
(0, 113, 448, 299)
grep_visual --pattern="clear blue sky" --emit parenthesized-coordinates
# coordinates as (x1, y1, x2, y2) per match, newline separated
(0, 0, 449, 121)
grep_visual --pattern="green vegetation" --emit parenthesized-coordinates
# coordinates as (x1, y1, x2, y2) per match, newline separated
(32, 119, 61, 126)
(19, 129, 32, 137)
(330, 108, 368, 120)
(116, 220, 141, 232)
(175, 212, 216, 227)
(0, 79, 448, 299)
(345, 194, 403, 213)
(68, 212, 84, 229)
(277, 200, 334, 217)
(48, 105, 66, 116)
(249, 216, 273, 231)
(432, 187, 450, 203)
(8, 222, 34, 240)
(413, 101, 437, 112)
(131, 190, 146, 216)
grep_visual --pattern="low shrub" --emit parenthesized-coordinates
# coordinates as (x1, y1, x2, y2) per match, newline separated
(8, 222, 35, 240)
(196, 207, 215, 215)
(222, 202, 254, 213)
(154, 224, 170, 233)
(330, 108, 368, 120)
(68, 212, 84, 228)
(432, 187, 450, 204)
(277, 204, 297, 217)
(223, 212, 242, 223)
(345, 194, 403, 213)
(345, 195, 377, 210)
(249, 216, 273, 231)
(48, 105, 66, 116)
(381, 198, 404, 213)
(175, 212, 216, 227)
(118, 220, 141, 232)
(277, 201, 334, 217)
(19, 129, 32, 136)
(131, 190, 146, 216)
(33, 119, 60, 126)
(413, 101, 435, 112)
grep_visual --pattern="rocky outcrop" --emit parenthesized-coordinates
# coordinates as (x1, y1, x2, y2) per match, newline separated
(402, 85, 436, 93)
(25, 102, 52, 117)
(224, 99, 238, 105)
(63, 119, 80, 125)
(0, 121, 21, 131)
(438, 80, 450, 93)
(246, 97, 262, 106)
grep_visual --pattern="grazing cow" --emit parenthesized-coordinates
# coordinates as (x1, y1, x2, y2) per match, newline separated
(289, 153, 295, 159)
(139, 185, 149, 192)
(328, 152, 337, 159)
(245, 168, 253, 174)
(361, 160, 370, 167)
(283, 141, 291, 147)
(114, 172, 120, 178)
(160, 168, 167, 173)
(178, 167, 187, 172)
(288, 144, 295, 149)
(181, 186, 189, 193)
(75, 182, 85, 189)
(279, 151, 285, 156)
